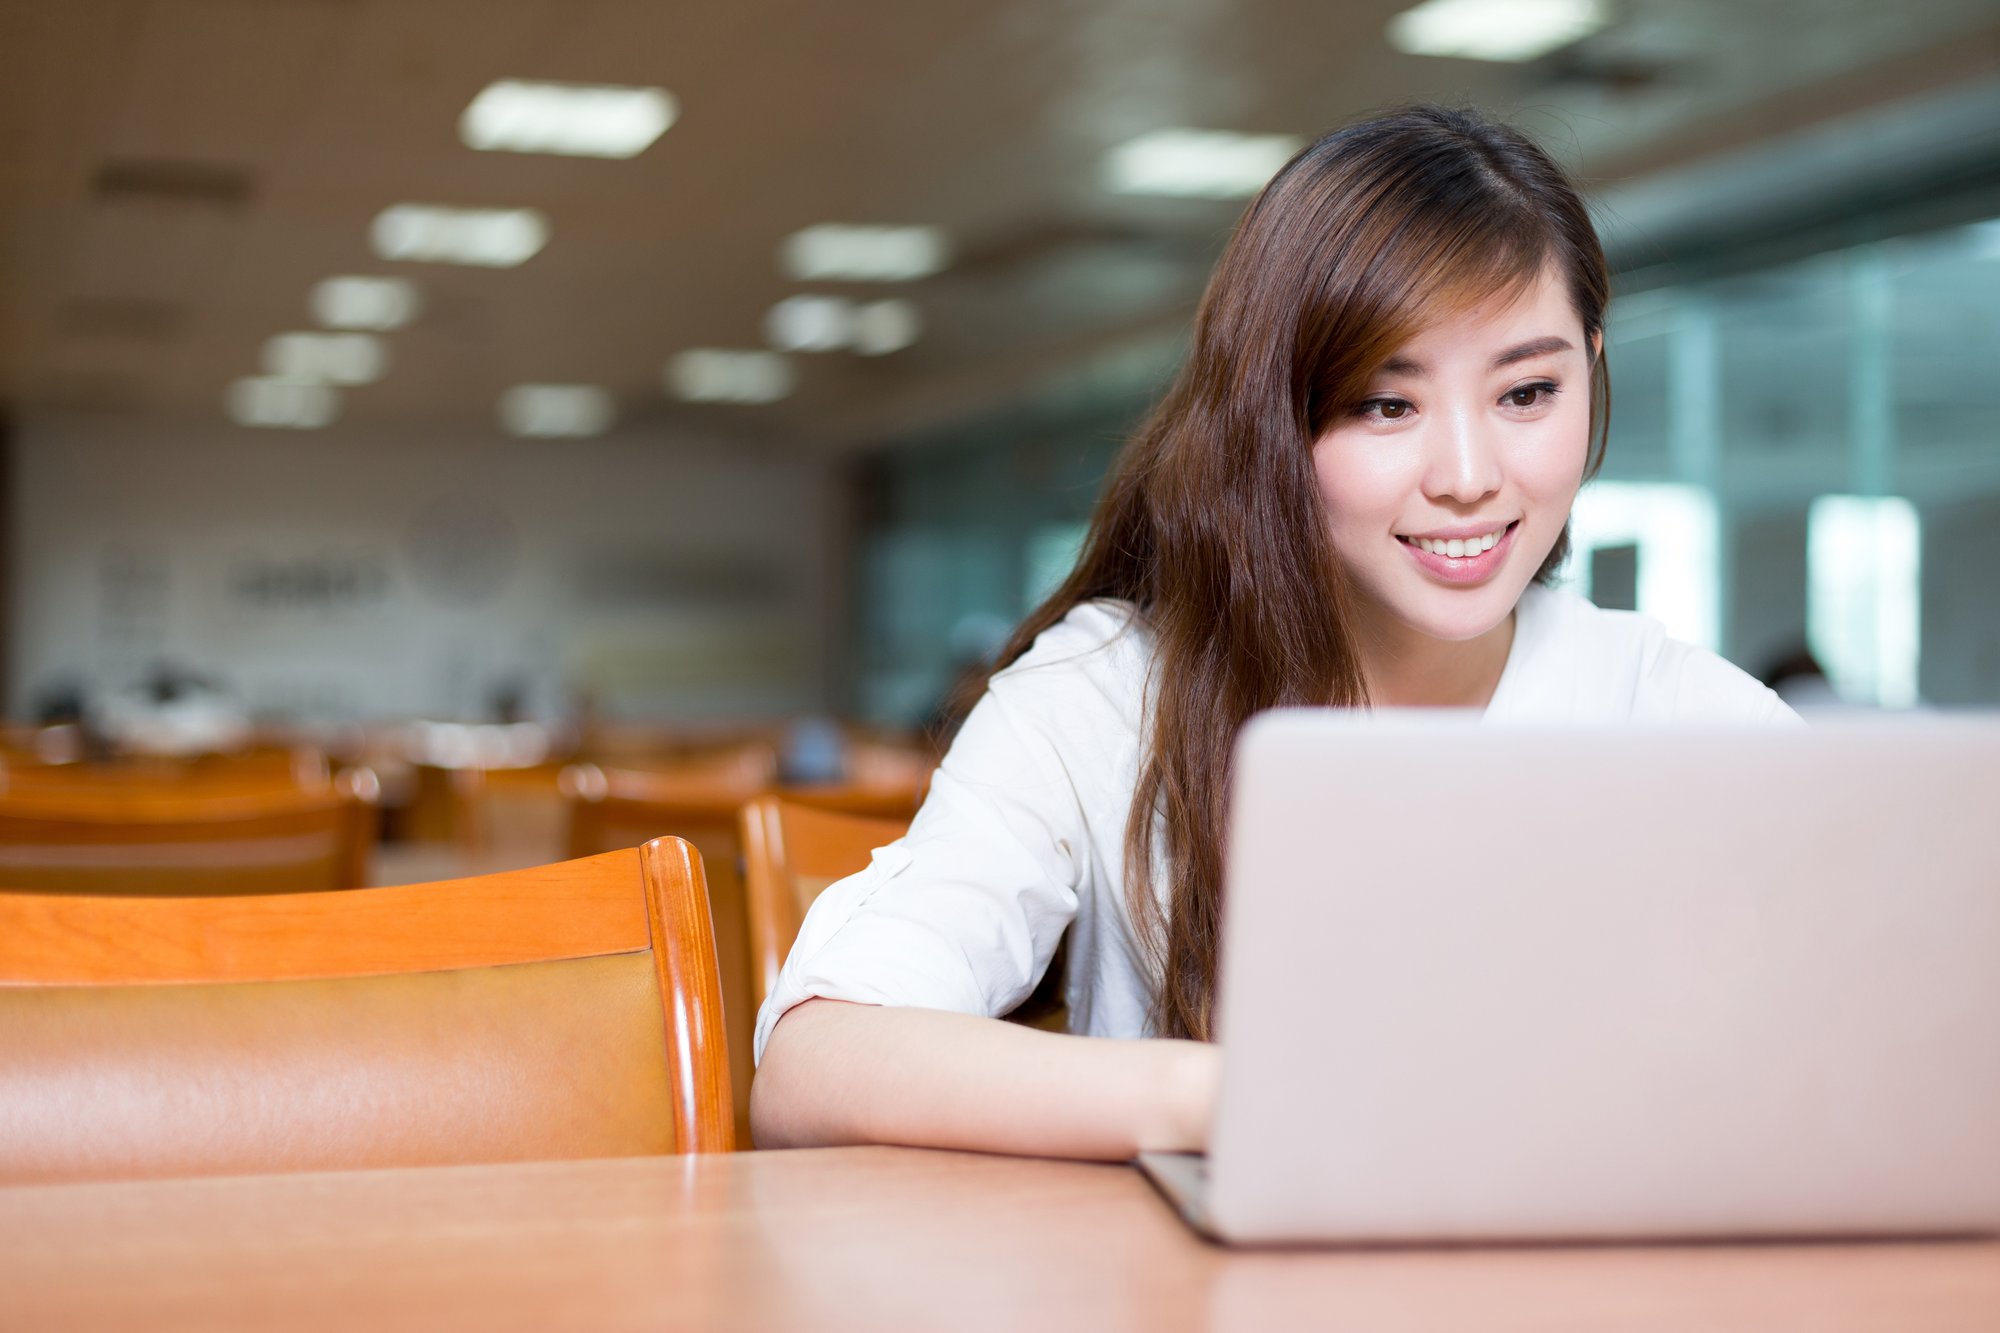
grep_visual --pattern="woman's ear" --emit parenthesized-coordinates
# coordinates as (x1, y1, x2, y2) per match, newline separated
(1590, 329, 1604, 363)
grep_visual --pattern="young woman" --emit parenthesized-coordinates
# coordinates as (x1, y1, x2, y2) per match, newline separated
(752, 106, 1797, 1159)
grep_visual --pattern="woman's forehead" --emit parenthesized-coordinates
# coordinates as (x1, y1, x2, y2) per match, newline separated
(1388, 267, 1584, 364)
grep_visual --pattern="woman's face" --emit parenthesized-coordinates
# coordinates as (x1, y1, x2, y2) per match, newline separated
(1311, 266, 1595, 648)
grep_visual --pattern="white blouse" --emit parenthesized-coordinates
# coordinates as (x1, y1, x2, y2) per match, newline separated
(754, 583, 1800, 1059)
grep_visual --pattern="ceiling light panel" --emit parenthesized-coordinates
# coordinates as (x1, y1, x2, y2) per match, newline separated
(312, 276, 420, 331)
(1387, 0, 1609, 62)
(766, 296, 854, 352)
(780, 225, 949, 282)
(764, 296, 923, 355)
(227, 378, 339, 429)
(850, 300, 920, 355)
(460, 80, 678, 158)
(1102, 129, 1304, 199)
(261, 332, 388, 385)
(498, 384, 615, 437)
(372, 204, 548, 267)
(666, 350, 795, 404)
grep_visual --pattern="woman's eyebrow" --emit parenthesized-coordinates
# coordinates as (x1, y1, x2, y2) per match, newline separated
(1377, 335, 1576, 379)
(1492, 335, 1574, 368)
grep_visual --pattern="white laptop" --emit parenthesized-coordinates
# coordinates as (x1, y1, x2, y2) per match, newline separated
(1139, 712, 2000, 1245)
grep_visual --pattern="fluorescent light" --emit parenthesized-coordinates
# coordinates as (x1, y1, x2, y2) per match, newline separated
(1387, 0, 1608, 62)
(766, 295, 854, 352)
(460, 80, 677, 158)
(311, 276, 420, 330)
(850, 299, 920, 355)
(226, 377, 339, 429)
(764, 296, 924, 355)
(371, 204, 548, 267)
(666, 350, 795, 404)
(261, 332, 387, 385)
(780, 225, 948, 282)
(1808, 495, 1922, 707)
(1102, 129, 1303, 199)
(498, 384, 615, 437)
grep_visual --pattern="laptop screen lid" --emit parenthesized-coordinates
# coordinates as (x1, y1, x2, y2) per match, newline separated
(1204, 711, 2000, 1244)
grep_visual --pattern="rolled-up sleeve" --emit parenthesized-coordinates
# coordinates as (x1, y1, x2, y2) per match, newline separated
(752, 646, 1110, 1062)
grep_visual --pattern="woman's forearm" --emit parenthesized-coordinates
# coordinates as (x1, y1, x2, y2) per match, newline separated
(750, 998, 1219, 1159)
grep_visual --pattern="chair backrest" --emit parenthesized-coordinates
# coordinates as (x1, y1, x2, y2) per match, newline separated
(449, 761, 573, 874)
(563, 752, 776, 1146)
(0, 769, 379, 896)
(0, 744, 332, 791)
(0, 836, 731, 1185)
(739, 796, 910, 1009)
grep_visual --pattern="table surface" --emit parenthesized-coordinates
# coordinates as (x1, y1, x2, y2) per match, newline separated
(4, 1146, 1998, 1332)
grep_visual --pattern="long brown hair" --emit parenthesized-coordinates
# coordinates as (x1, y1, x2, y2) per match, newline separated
(988, 106, 1612, 1040)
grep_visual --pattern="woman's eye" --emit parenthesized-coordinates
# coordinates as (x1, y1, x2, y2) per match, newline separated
(1504, 381, 1560, 409)
(1359, 398, 1411, 420)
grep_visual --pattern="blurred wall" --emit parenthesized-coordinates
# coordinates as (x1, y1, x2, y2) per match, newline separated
(8, 413, 841, 724)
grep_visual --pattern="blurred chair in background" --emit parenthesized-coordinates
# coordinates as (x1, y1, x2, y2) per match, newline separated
(0, 766, 377, 896)
(0, 837, 732, 1185)
(563, 743, 777, 1146)
(779, 730, 935, 821)
(738, 794, 1067, 1036)
(0, 743, 331, 792)
(739, 795, 910, 1010)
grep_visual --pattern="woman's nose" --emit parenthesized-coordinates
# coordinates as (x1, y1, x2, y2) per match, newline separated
(1422, 407, 1504, 504)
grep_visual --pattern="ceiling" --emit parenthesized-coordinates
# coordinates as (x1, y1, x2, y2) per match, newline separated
(3, 0, 1997, 451)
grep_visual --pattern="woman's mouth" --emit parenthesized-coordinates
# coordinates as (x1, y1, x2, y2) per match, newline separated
(1395, 520, 1520, 585)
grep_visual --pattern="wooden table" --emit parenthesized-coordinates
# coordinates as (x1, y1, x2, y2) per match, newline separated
(4, 1147, 1997, 1331)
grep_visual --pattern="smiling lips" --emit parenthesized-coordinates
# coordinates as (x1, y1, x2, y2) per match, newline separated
(1397, 519, 1519, 584)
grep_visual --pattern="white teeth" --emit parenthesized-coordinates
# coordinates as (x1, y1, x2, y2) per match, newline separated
(1412, 529, 1505, 558)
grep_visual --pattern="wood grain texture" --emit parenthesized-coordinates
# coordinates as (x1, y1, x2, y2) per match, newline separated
(0, 847, 652, 985)
(565, 761, 772, 1149)
(641, 836, 735, 1154)
(0, 839, 734, 1172)
(0, 1147, 1993, 1333)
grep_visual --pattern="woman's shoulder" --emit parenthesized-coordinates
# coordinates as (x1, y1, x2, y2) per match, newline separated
(983, 598, 1154, 734)
(1503, 584, 1799, 726)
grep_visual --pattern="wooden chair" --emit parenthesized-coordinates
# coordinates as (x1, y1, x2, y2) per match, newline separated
(0, 769, 379, 896)
(739, 795, 911, 1009)
(0, 744, 331, 792)
(739, 795, 1070, 1034)
(563, 748, 777, 1146)
(449, 761, 573, 874)
(568, 748, 776, 1144)
(0, 837, 732, 1185)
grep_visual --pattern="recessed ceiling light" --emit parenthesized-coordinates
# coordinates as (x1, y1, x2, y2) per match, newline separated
(498, 384, 615, 437)
(1102, 129, 1304, 199)
(764, 296, 922, 355)
(780, 225, 949, 282)
(226, 377, 339, 429)
(1386, 0, 1608, 62)
(311, 276, 420, 330)
(766, 295, 854, 352)
(460, 80, 678, 158)
(371, 204, 548, 267)
(850, 300, 920, 355)
(261, 332, 388, 385)
(666, 350, 795, 404)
